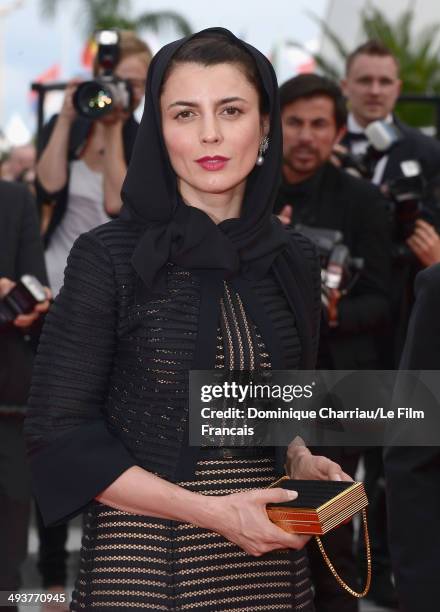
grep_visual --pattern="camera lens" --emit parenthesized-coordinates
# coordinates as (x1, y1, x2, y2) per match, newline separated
(73, 81, 114, 119)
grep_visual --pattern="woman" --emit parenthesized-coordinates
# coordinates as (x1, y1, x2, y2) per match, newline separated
(26, 28, 349, 611)
(36, 30, 152, 296)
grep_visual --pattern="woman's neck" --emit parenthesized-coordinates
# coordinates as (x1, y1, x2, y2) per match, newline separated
(178, 180, 245, 224)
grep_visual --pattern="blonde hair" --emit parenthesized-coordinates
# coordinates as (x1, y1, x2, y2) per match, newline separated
(93, 30, 152, 76)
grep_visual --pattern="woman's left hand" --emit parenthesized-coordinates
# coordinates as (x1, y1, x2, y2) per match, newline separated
(285, 437, 352, 481)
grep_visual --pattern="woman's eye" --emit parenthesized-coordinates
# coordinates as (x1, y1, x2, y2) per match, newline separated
(222, 106, 242, 116)
(175, 110, 194, 119)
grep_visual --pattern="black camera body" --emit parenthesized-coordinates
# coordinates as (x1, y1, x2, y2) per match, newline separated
(0, 275, 47, 329)
(338, 121, 427, 257)
(337, 120, 402, 180)
(73, 30, 133, 120)
(294, 224, 364, 294)
(386, 160, 425, 244)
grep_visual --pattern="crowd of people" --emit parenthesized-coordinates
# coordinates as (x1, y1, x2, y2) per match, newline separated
(0, 26, 439, 612)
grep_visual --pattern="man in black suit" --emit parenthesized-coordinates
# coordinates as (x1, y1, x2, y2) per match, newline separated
(0, 181, 50, 609)
(276, 74, 391, 371)
(275, 73, 392, 612)
(341, 40, 440, 360)
(340, 41, 440, 608)
(384, 263, 440, 612)
(341, 40, 440, 193)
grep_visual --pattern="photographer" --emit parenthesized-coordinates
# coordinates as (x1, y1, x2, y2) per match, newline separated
(341, 40, 440, 357)
(275, 73, 391, 612)
(36, 30, 152, 297)
(0, 181, 50, 610)
(340, 41, 440, 608)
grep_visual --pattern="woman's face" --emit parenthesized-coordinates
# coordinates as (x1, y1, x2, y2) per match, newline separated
(160, 62, 268, 206)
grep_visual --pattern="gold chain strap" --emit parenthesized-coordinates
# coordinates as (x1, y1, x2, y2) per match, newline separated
(315, 508, 371, 598)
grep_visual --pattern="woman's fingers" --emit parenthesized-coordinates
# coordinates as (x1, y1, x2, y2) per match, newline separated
(216, 487, 313, 556)
(264, 523, 311, 552)
(256, 487, 297, 505)
(244, 515, 310, 556)
(298, 455, 353, 481)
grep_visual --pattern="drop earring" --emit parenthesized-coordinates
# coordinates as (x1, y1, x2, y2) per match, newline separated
(256, 135, 269, 166)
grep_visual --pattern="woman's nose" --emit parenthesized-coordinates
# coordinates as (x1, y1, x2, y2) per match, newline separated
(200, 116, 222, 144)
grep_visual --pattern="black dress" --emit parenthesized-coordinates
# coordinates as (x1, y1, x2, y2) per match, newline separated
(26, 219, 321, 611)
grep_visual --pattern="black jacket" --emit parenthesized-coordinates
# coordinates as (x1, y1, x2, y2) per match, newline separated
(382, 118, 440, 187)
(342, 117, 440, 224)
(344, 118, 440, 363)
(25, 220, 321, 526)
(0, 181, 48, 407)
(384, 263, 440, 611)
(275, 162, 392, 369)
(342, 117, 440, 185)
(36, 114, 139, 248)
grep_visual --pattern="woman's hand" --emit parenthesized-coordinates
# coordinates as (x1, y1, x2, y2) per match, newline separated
(59, 78, 83, 122)
(207, 487, 311, 556)
(285, 437, 352, 481)
(37, 79, 83, 193)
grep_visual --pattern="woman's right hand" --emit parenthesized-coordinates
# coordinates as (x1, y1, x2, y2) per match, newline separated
(59, 78, 83, 122)
(208, 487, 311, 556)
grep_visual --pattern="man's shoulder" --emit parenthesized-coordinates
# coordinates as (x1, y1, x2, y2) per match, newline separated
(0, 179, 29, 201)
(396, 119, 440, 151)
(0, 180, 33, 216)
(415, 262, 440, 296)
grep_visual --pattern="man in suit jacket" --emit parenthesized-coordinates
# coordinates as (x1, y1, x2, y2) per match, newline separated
(340, 43, 440, 608)
(384, 263, 440, 612)
(0, 181, 50, 607)
(275, 74, 391, 372)
(275, 73, 392, 612)
(341, 40, 440, 347)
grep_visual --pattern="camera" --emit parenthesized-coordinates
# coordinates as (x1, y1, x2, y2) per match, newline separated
(0, 275, 47, 329)
(336, 122, 428, 259)
(73, 30, 133, 120)
(387, 160, 425, 243)
(295, 224, 364, 296)
(336, 120, 402, 180)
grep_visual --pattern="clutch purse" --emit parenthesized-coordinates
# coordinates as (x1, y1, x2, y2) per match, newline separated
(266, 476, 371, 598)
(266, 477, 368, 535)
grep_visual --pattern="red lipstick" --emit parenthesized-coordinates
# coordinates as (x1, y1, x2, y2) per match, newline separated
(195, 155, 230, 171)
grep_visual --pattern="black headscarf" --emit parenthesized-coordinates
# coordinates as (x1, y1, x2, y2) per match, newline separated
(120, 27, 288, 288)
(121, 26, 316, 374)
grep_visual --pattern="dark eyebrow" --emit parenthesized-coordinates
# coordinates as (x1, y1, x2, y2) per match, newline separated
(167, 96, 248, 110)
